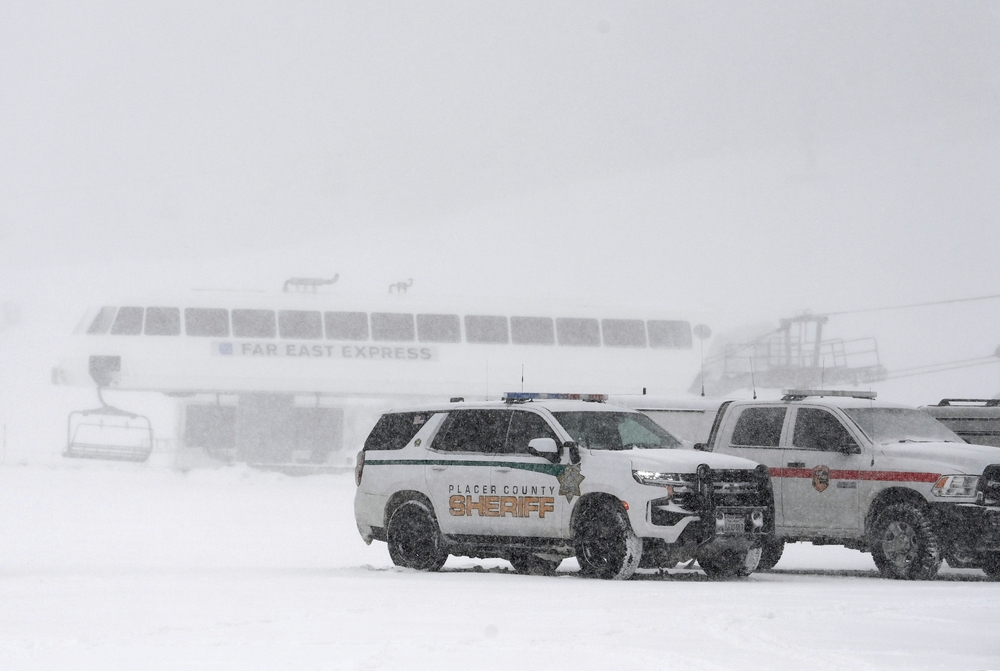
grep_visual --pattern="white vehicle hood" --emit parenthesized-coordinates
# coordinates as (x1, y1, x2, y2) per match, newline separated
(625, 448, 762, 473)
(875, 441, 1000, 475)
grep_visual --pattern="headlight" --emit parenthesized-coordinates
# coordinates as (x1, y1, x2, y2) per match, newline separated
(632, 470, 693, 492)
(931, 474, 980, 498)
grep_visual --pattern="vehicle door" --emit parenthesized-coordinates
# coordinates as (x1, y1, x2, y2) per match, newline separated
(490, 409, 566, 539)
(424, 409, 512, 536)
(716, 405, 790, 523)
(779, 406, 865, 534)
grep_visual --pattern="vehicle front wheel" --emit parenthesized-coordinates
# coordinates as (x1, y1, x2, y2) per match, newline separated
(757, 538, 785, 571)
(386, 500, 448, 571)
(982, 553, 1000, 580)
(574, 501, 642, 580)
(870, 502, 941, 580)
(509, 551, 562, 576)
(699, 546, 762, 579)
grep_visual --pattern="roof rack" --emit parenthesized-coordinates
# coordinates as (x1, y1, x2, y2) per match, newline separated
(781, 389, 877, 401)
(502, 392, 608, 404)
(934, 398, 1000, 407)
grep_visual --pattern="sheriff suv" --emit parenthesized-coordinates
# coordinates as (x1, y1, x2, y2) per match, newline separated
(354, 393, 773, 580)
(699, 390, 1000, 579)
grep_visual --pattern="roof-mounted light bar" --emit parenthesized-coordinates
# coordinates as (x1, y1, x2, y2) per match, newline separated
(782, 389, 877, 401)
(503, 392, 608, 404)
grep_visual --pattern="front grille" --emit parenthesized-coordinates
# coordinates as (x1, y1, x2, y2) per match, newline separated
(979, 465, 1000, 506)
(707, 467, 771, 508)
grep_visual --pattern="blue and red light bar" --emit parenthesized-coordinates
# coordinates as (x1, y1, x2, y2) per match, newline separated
(503, 392, 608, 403)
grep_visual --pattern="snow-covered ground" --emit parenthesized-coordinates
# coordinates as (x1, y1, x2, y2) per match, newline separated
(1, 461, 996, 670)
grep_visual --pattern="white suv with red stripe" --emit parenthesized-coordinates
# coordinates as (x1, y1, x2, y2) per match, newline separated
(698, 390, 1000, 579)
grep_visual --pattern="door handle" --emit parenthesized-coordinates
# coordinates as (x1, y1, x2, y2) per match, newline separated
(787, 462, 805, 468)
(495, 467, 511, 473)
(430, 466, 447, 471)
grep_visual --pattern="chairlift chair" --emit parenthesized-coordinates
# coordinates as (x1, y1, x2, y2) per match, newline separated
(65, 389, 154, 462)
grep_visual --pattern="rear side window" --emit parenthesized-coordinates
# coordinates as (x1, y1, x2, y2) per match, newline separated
(145, 307, 181, 335)
(364, 412, 435, 451)
(432, 410, 512, 453)
(110, 306, 144, 335)
(731, 407, 787, 447)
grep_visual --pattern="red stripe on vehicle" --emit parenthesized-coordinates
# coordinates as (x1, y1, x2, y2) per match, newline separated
(769, 468, 940, 483)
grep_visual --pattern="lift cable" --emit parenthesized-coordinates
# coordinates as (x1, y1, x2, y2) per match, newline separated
(883, 358, 1000, 381)
(823, 292, 1000, 317)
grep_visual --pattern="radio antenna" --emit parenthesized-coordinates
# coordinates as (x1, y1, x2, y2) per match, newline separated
(750, 357, 757, 400)
(521, 364, 524, 392)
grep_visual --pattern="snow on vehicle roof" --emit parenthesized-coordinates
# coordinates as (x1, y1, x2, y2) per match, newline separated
(381, 398, 642, 414)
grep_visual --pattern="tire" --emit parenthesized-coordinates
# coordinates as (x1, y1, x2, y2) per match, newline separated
(982, 553, 1000, 580)
(509, 551, 562, 576)
(699, 546, 762, 579)
(574, 501, 642, 580)
(757, 538, 785, 571)
(869, 502, 942, 580)
(386, 500, 448, 571)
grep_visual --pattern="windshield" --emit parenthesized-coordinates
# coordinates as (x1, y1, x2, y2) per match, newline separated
(552, 411, 682, 450)
(843, 408, 963, 445)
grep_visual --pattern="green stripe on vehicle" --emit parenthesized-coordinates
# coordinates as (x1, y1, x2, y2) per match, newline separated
(365, 459, 565, 477)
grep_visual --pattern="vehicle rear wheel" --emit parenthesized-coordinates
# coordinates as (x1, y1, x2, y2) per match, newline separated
(509, 551, 562, 576)
(757, 538, 785, 571)
(870, 502, 941, 580)
(982, 553, 1000, 580)
(699, 546, 762, 579)
(574, 501, 641, 580)
(386, 500, 447, 571)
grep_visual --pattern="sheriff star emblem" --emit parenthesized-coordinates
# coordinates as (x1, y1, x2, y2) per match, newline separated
(557, 464, 585, 502)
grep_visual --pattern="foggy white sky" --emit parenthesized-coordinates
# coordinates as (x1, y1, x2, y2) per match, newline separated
(1, 1, 998, 322)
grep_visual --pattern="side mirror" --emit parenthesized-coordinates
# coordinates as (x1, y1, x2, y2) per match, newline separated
(693, 442, 709, 452)
(527, 438, 560, 464)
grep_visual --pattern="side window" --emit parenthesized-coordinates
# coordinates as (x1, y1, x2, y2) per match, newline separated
(87, 307, 117, 334)
(510, 316, 554, 345)
(648, 320, 692, 349)
(556, 318, 600, 347)
(371, 313, 415, 342)
(232, 310, 276, 338)
(504, 412, 558, 454)
(602, 319, 647, 348)
(464, 315, 509, 344)
(185, 308, 230, 337)
(793, 408, 859, 451)
(731, 407, 787, 447)
(363, 412, 435, 451)
(110, 306, 144, 335)
(432, 410, 511, 453)
(416, 314, 460, 343)
(325, 312, 368, 340)
(145, 307, 181, 335)
(278, 310, 322, 339)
